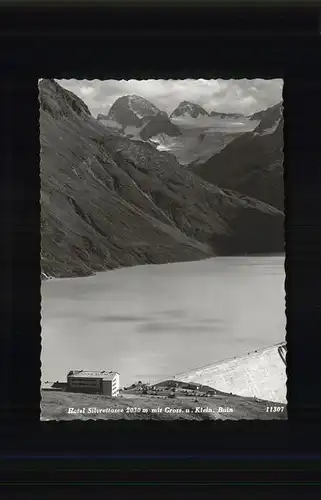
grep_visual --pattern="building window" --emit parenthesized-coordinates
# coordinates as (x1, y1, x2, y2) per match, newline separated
(69, 378, 99, 387)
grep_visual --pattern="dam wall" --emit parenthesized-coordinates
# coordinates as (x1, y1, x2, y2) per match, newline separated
(174, 342, 287, 404)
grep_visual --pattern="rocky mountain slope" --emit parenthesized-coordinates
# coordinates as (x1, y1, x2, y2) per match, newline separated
(193, 103, 283, 210)
(139, 114, 181, 141)
(95, 114, 123, 133)
(170, 101, 209, 119)
(250, 103, 281, 125)
(39, 80, 284, 279)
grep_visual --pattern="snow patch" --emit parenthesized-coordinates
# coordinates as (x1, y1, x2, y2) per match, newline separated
(228, 121, 248, 127)
(99, 118, 122, 130)
(41, 272, 55, 281)
(149, 133, 179, 153)
(127, 96, 143, 119)
(149, 133, 175, 145)
(259, 118, 281, 136)
(127, 95, 162, 120)
(171, 115, 252, 129)
(124, 125, 145, 139)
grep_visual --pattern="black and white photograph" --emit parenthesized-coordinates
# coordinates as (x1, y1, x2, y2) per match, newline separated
(40, 77, 286, 420)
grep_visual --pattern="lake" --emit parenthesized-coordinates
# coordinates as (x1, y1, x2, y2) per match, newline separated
(41, 255, 285, 388)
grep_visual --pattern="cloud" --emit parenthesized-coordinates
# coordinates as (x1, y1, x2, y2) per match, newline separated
(79, 85, 95, 96)
(57, 78, 283, 118)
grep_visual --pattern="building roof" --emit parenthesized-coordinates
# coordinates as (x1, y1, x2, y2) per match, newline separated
(68, 370, 119, 380)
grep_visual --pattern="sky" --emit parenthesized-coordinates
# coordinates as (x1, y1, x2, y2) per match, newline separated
(57, 78, 283, 118)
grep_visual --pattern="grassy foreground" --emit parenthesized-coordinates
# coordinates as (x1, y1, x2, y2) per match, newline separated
(41, 388, 287, 421)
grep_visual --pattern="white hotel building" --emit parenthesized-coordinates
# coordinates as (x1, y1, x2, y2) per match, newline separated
(67, 370, 120, 397)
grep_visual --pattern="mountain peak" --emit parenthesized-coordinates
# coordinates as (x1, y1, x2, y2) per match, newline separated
(170, 101, 209, 119)
(194, 103, 283, 211)
(108, 94, 167, 127)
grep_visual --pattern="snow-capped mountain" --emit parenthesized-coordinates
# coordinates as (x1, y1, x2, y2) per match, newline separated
(39, 80, 284, 278)
(170, 101, 209, 119)
(97, 94, 181, 141)
(107, 94, 167, 128)
(96, 95, 257, 166)
(193, 102, 284, 210)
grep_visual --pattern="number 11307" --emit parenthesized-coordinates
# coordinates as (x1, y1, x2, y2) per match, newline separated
(266, 406, 285, 412)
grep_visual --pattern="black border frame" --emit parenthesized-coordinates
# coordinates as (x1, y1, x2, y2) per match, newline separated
(1, 1, 321, 484)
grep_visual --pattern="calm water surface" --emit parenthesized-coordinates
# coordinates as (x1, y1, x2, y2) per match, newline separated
(41, 256, 285, 387)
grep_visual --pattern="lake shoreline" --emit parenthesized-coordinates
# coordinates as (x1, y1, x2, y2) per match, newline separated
(41, 255, 285, 389)
(41, 253, 285, 282)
